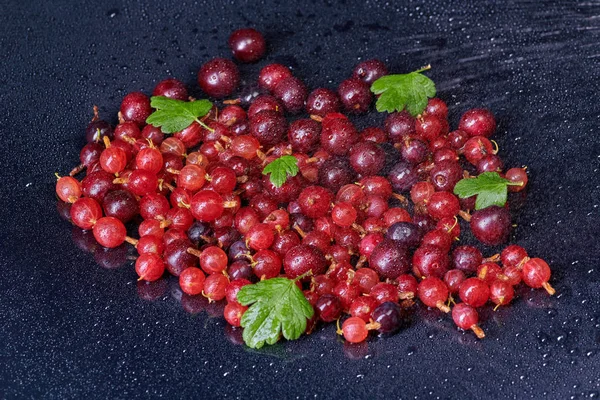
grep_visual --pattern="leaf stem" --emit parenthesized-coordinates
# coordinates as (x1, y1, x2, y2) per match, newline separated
(195, 118, 215, 133)
(413, 64, 432, 74)
(293, 270, 313, 282)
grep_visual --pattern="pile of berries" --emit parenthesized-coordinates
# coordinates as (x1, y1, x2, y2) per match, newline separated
(55, 28, 555, 345)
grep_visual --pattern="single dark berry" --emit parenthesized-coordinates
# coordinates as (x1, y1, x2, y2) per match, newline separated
(348, 141, 386, 176)
(228, 28, 266, 63)
(273, 76, 307, 114)
(386, 222, 421, 249)
(120, 92, 152, 126)
(197, 58, 240, 98)
(249, 110, 287, 148)
(458, 108, 496, 137)
(338, 78, 372, 114)
(369, 238, 410, 279)
(385, 112, 416, 143)
(284, 244, 327, 279)
(288, 119, 321, 153)
(305, 88, 341, 116)
(371, 302, 403, 334)
(352, 59, 388, 85)
(153, 78, 188, 100)
(470, 206, 511, 245)
(258, 63, 292, 92)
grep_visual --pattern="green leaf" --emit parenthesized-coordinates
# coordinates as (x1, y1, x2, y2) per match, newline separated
(262, 155, 299, 188)
(370, 67, 436, 116)
(145, 96, 213, 133)
(237, 277, 314, 349)
(454, 172, 520, 210)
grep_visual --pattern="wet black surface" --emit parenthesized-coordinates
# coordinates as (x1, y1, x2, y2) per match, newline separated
(1, 1, 600, 399)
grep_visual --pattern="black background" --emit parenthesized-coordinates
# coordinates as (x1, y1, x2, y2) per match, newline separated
(1, 1, 600, 399)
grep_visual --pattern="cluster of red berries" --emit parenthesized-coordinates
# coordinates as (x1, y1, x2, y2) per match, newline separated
(55, 28, 555, 345)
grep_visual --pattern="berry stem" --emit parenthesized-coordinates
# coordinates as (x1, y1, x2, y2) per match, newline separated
(471, 324, 485, 339)
(436, 300, 450, 313)
(187, 247, 203, 258)
(542, 282, 556, 296)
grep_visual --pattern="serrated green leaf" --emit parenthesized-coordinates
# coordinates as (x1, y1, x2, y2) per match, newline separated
(237, 277, 314, 349)
(454, 172, 515, 210)
(146, 96, 213, 134)
(262, 155, 299, 188)
(370, 68, 436, 116)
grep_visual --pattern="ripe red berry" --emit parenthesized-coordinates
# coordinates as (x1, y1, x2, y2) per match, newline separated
(522, 258, 555, 295)
(458, 277, 490, 308)
(452, 303, 485, 338)
(179, 267, 206, 295)
(136, 253, 165, 282)
(341, 317, 369, 343)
